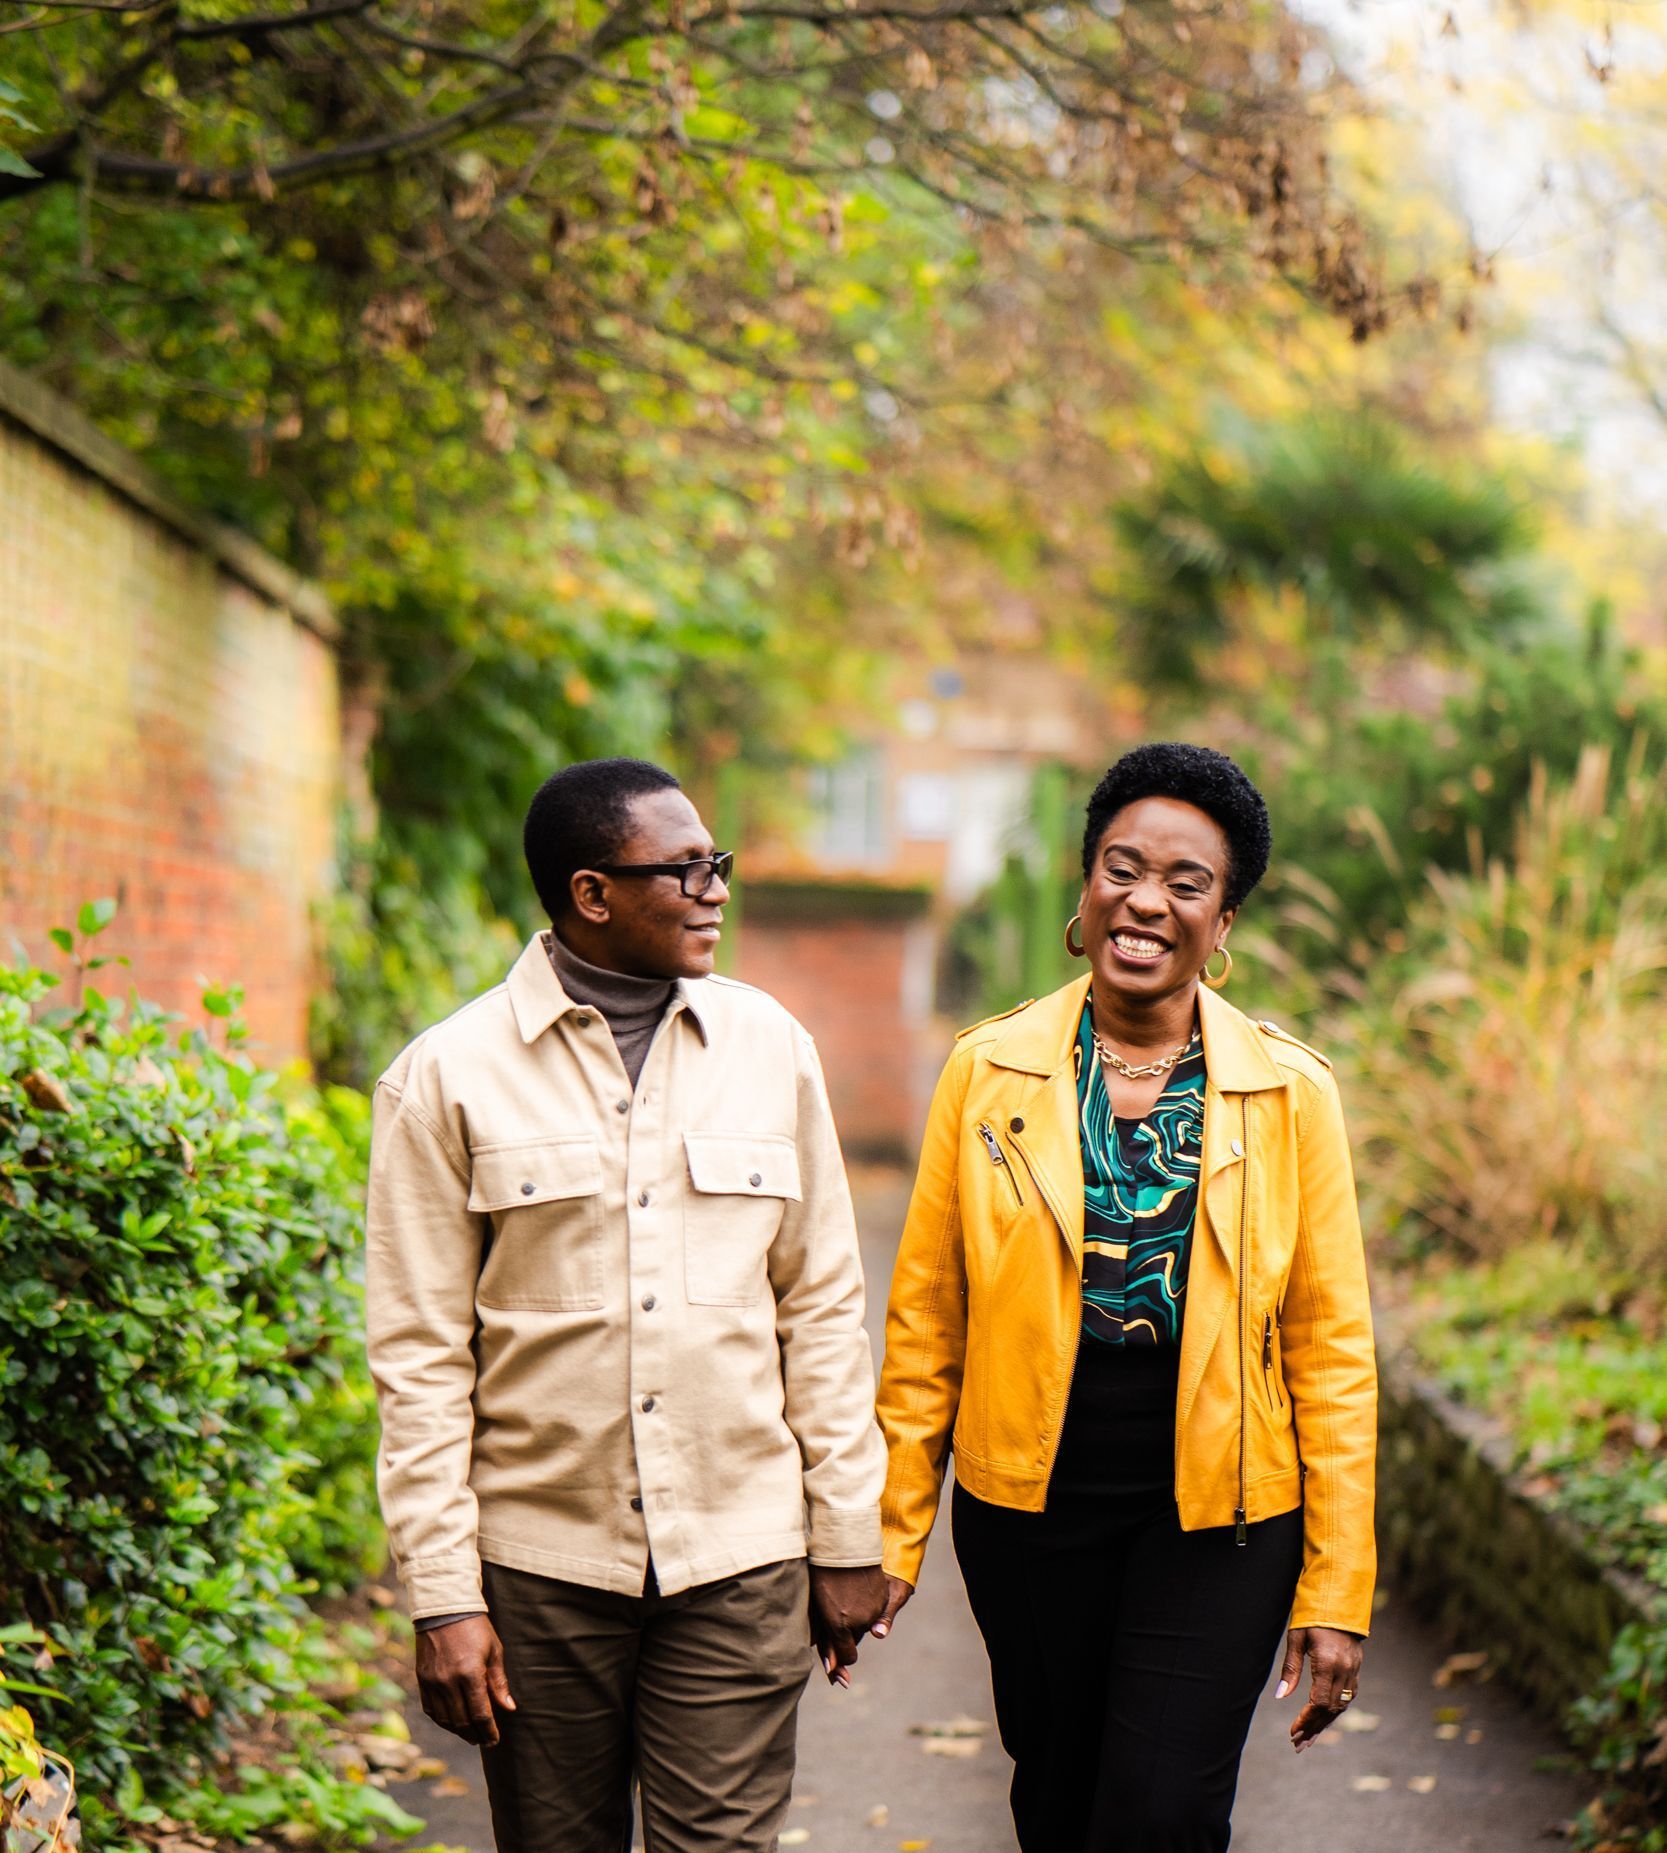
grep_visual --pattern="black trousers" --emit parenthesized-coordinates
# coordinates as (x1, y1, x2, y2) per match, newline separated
(953, 1345, 1303, 1853)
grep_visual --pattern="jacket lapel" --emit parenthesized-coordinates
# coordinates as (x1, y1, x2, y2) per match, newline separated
(987, 976, 1089, 1266)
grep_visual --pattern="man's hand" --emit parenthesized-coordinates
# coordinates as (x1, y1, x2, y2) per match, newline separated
(415, 1614, 517, 1746)
(808, 1564, 887, 1687)
(1277, 1626, 1364, 1751)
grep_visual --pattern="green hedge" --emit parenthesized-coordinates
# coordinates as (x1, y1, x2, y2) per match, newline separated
(0, 918, 379, 1802)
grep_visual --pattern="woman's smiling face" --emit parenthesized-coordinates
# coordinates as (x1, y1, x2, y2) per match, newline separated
(1080, 796, 1236, 1007)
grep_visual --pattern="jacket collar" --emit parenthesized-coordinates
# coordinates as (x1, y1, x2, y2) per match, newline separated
(985, 972, 1285, 1093)
(506, 932, 711, 1046)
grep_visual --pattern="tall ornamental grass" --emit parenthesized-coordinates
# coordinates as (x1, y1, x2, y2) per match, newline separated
(1339, 746, 1667, 1282)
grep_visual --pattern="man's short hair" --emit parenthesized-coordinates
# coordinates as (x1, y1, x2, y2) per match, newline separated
(524, 758, 682, 919)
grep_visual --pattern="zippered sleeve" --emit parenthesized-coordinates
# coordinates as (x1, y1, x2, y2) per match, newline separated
(876, 1045, 973, 1587)
(1280, 1069, 1378, 1637)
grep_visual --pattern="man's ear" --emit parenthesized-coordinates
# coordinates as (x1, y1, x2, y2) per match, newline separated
(569, 869, 610, 926)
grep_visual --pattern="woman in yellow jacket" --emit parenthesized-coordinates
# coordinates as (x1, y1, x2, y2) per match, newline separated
(872, 743, 1376, 1853)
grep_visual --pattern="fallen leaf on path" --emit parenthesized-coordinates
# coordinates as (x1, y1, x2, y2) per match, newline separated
(369, 1709, 411, 1741)
(898, 1842, 932, 1851)
(1434, 1651, 1489, 1688)
(1435, 1723, 1460, 1742)
(367, 1584, 398, 1608)
(793, 1793, 820, 1806)
(1336, 1710, 1381, 1734)
(430, 1776, 472, 1797)
(866, 1805, 890, 1828)
(780, 1832, 811, 1846)
(1466, 1729, 1485, 1745)
(908, 1716, 990, 1738)
(359, 1735, 419, 1771)
(1351, 1775, 1392, 1793)
(921, 1737, 982, 1758)
(1433, 1705, 1465, 1724)
(1408, 1775, 1438, 1794)
(413, 1757, 449, 1778)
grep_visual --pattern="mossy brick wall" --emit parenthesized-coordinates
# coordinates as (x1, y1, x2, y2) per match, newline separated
(1377, 1349, 1659, 1722)
(0, 376, 344, 1061)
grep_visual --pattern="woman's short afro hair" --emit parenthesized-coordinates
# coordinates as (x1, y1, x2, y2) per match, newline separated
(1081, 742, 1271, 911)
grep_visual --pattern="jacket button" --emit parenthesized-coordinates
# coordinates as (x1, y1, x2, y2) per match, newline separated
(1231, 1139, 1244, 1158)
(642, 1295, 656, 1311)
(749, 1172, 762, 1187)
(629, 1496, 643, 1511)
(520, 1181, 535, 1196)
(638, 1190, 651, 1207)
(1009, 1117, 1025, 1134)
(616, 1099, 630, 1114)
(574, 1013, 591, 1027)
(641, 1396, 656, 1413)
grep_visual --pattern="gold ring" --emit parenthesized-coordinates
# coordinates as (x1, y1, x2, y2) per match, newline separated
(1338, 1690, 1355, 1703)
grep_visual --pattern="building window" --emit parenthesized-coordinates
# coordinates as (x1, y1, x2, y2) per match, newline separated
(809, 750, 888, 866)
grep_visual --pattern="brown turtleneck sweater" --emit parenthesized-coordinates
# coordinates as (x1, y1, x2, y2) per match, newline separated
(543, 930, 675, 1088)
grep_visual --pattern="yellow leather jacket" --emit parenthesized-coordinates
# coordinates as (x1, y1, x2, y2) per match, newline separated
(876, 975, 1377, 1636)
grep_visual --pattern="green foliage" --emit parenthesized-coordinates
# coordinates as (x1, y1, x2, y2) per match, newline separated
(0, 915, 373, 1799)
(310, 836, 524, 1091)
(1568, 1624, 1667, 1850)
(1111, 414, 1547, 693)
(172, 1757, 423, 1849)
(1240, 606, 1667, 979)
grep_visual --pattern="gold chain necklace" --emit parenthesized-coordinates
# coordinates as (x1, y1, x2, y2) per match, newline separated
(1090, 1024, 1194, 1080)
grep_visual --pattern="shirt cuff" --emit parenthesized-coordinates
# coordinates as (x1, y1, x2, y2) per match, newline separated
(413, 1610, 488, 1633)
(402, 1556, 486, 1622)
(806, 1504, 883, 1567)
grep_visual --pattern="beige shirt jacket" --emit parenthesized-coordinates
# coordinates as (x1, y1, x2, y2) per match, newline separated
(365, 934, 886, 1621)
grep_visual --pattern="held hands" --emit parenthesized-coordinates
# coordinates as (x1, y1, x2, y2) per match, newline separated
(808, 1564, 890, 1687)
(1277, 1626, 1364, 1752)
(415, 1614, 517, 1746)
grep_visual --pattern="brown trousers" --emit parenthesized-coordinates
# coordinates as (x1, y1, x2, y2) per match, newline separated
(479, 1558, 811, 1853)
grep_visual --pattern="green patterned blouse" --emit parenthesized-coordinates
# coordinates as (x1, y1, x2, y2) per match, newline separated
(1075, 999, 1206, 1347)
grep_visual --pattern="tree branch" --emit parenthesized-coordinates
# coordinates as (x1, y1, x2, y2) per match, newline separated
(175, 0, 372, 41)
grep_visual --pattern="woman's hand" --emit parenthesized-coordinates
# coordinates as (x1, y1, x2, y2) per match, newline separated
(1277, 1626, 1364, 1751)
(871, 1574, 915, 1640)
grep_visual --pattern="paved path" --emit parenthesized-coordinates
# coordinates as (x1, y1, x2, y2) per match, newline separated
(388, 1169, 1588, 1852)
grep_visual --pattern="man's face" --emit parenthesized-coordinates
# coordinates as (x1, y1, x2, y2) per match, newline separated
(577, 788, 730, 980)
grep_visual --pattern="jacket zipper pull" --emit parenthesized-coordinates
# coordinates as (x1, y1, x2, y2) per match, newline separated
(1263, 1313, 1274, 1373)
(1234, 1508, 1247, 1547)
(976, 1122, 1026, 1207)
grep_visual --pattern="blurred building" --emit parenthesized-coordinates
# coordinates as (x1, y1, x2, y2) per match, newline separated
(735, 651, 1120, 1160)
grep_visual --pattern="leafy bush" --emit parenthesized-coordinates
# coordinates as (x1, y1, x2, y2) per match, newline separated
(0, 916, 374, 1798)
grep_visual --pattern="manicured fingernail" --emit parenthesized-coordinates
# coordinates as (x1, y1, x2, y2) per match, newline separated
(1275, 1680, 1290, 1699)
(873, 1623, 888, 1638)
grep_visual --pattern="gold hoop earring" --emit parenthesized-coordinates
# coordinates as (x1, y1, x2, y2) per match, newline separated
(1202, 946, 1233, 990)
(1063, 913, 1086, 959)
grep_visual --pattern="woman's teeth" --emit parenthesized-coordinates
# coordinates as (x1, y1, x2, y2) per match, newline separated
(1113, 933, 1167, 960)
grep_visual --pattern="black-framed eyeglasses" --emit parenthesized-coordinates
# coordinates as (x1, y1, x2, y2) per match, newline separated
(593, 851, 735, 898)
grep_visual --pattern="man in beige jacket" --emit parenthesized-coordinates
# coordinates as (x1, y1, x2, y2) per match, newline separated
(365, 757, 887, 1853)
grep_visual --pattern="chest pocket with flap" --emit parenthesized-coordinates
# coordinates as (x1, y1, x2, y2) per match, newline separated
(683, 1133, 802, 1307)
(469, 1135, 605, 1311)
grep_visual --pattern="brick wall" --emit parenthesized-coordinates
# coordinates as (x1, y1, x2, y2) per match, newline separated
(735, 880, 939, 1163)
(0, 368, 345, 1062)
